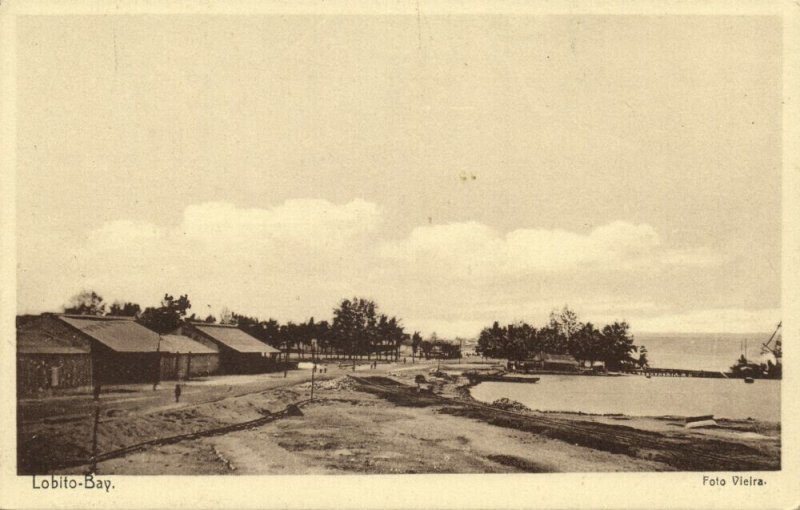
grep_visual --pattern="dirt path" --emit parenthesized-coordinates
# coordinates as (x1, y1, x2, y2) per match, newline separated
(206, 434, 333, 474)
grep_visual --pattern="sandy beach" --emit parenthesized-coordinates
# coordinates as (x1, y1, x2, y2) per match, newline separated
(17, 360, 780, 475)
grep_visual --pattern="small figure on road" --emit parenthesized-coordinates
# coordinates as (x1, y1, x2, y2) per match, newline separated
(174, 383, 182, 403)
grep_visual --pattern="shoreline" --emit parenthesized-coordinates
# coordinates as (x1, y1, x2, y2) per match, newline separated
(18, 361, 781, 475)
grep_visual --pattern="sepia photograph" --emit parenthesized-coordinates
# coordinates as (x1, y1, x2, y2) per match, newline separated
(1, 1, 798, 509)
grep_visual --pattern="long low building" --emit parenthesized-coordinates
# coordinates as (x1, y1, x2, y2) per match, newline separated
(58, 314, 162, 385)
(175, 322, 283, 374)
(158, 334, 220, 379)
(16, 314, 222, 394)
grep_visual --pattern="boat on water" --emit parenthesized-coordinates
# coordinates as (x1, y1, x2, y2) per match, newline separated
(685, 414, 718, 428)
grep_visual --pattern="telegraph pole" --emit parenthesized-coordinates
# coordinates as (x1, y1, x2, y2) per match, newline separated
(90, 353, 100, 473)
(90, 402, 100, 473)
(310, 338, 317, 400)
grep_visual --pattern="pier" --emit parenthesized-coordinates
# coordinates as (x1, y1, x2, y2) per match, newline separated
(621, 367, 731, 378)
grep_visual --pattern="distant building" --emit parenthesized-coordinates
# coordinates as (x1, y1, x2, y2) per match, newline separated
(175, 322, 282, 374)
(530, 352, 580, 372)
(427, 340, 462, 359)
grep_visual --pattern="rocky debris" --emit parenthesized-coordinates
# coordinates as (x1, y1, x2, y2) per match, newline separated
(428, 370, 458, 382)
(213, 446, 236, 471)
(297, 377, 359, 392)
(490, 398, 531, 413)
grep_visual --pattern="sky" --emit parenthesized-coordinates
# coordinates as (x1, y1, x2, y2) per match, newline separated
(15, 15, 782, 337)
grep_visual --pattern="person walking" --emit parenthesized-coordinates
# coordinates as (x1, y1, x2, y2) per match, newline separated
(174, 383, 182, 403)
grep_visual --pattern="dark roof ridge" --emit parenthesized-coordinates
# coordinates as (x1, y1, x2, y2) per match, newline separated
(52, 313, 137, 321)
(186, 322, 239, 328)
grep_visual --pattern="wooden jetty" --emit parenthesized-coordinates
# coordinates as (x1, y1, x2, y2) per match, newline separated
(465, 372, 540, 384)
(621, 367, 732, 378)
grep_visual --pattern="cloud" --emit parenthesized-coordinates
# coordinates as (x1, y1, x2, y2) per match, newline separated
(379, 220, 720, 279)
(18, 199, 744, 336)
(181, 199, 380, 251)
(51, 199, 382, 319)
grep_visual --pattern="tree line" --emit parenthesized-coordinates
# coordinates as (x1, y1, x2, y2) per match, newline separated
(61, 290, 423, 360)
(476, 306, 647, 371)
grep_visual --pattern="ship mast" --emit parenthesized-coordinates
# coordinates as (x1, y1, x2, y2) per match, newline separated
(761, 322, 782, 363)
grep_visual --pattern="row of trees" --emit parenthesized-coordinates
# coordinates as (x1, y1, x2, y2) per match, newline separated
(232, 298, 409, 359)
(64, 290, 200, 332)
(62, 291, 419, 360)
(476, 306, 646, 371)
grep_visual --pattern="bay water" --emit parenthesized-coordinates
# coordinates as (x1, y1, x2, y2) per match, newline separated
(633, 332, 778, 372)
(470, 374, 780, 421)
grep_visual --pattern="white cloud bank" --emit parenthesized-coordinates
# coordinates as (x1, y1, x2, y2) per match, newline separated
(18, 199, 763, 336)
(379, 220, 718, 279)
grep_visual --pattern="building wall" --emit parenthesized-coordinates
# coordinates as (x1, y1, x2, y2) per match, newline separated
(17, 315, 94, 395)
(17, 354, 93, 395)
(217, 352, 278, 374)
(93, 347, 159, 384)
(186, 353, 220, 376)
(159, 353, 220, 379)
(542, 361, 580, 372)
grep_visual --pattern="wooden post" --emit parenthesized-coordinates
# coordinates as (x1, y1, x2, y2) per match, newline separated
(90, 403, 100, 474)
(153, 336, 162, 391)
(310, 339, 317, 400)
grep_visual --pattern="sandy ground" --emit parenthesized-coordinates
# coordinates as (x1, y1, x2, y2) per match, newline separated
(18, 360, 780, 475)
(77, 384, 666, 474)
